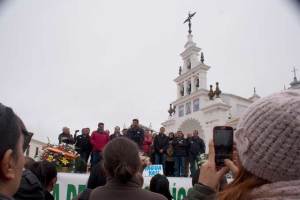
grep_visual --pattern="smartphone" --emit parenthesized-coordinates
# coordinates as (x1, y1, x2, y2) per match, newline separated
(213, 126, 234, 167)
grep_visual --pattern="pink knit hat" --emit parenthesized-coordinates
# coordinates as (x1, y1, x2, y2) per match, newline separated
(235, 89, 300, 182)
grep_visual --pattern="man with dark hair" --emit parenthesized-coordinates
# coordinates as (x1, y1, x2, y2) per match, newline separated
(90, 122, 109, 167)
(127, 119, 144, 149)
(58, 127, 75, 145)
(153, 127, 169, 174)
(75, 128, 92, 163)
(172, 131, 188, 177)
(187, 130, 205, 177)
(14, 164, 45, 200)
(26, 161, 57, 200)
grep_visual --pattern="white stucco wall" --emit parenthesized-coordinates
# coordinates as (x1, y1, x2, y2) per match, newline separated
(25, 138, 46, 159)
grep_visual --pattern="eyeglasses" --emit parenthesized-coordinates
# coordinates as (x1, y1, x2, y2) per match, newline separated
(22, 129, 33, 152)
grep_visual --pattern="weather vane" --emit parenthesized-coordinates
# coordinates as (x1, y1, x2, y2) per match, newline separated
(184, 12, 196, 34)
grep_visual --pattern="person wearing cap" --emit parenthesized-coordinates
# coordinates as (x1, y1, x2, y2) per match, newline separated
(187, 90, 300, 200)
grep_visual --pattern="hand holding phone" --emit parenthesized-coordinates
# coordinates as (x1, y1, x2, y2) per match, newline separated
(213, 126, 234, 167)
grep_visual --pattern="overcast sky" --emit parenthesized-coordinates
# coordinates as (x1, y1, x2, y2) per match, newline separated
(0, 0, 299, 143)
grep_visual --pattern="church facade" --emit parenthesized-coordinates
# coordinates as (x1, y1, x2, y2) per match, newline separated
(162, 32, 260, 146)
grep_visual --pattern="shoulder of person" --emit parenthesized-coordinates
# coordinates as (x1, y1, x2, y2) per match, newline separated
(140, 189, 168, 200)
(138, 128, 144, 132)
(76, 135, 82, 139)
(23, 169, 42, 186)
(44, 191, 54, 200)
(88, 186, 108, 200)
(0, 194, 15, 200)
(187, 183, 216, 200)
(76, 188, 92, 200)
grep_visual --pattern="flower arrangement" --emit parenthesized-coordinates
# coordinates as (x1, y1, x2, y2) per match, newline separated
(41, 143, 79, 171)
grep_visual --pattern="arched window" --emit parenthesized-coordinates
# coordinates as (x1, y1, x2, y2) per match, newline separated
(193, 98, 200, 112)
(178, 105, 184, 117)
(186, 102, 192, 115)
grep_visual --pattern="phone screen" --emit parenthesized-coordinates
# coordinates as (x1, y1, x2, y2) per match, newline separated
(213, 126, 233, 167)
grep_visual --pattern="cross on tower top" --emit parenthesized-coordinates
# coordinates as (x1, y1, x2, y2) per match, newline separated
(184, 12, 196, 34)
(292, 67, 298, 81)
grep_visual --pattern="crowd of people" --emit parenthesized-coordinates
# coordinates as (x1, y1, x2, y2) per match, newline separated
(58, 119, 206, 177)
(0, 90, 300, 200)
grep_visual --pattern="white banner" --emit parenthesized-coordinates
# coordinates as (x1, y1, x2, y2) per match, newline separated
(53, 173, 192, 200)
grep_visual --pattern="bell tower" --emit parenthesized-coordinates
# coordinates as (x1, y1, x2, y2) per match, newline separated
(175, 32, 210, 99)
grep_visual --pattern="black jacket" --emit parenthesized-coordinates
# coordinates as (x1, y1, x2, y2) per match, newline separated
(14, 169, 45, 200)
(188, 136, 205, 156)
(153, 133, 169, 154)
(58, 133, 75, 144)
(0, 194, 14, 200)
(172, 137, 188, 157)
(75, 134, 92, 153)
(44, 191, 54, 200)
(126, 127, 144, 148)
(109, 132, 122, 140)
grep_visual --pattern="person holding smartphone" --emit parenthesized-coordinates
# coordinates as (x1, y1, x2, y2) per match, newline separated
(187, 90, 300, 200)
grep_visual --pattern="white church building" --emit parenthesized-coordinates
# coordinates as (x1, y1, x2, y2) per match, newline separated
(162, 31, 260, 147)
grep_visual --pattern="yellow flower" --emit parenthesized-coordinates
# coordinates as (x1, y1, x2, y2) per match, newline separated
(60, 157, 69, 166)
(47, 155, 54, 162)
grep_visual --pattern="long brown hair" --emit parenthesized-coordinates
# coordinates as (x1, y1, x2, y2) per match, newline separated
(103, 137, 141, 183)
(218, 167, 269, 200)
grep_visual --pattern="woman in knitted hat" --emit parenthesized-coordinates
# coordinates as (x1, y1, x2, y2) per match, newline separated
(187, 90, 300, 200)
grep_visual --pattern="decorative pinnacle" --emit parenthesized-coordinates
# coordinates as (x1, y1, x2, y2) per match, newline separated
(184, 12, 196, 34)
(215, 82, 221, 98)
(201, 52, 204, 63)
(292, 67, 298, 82)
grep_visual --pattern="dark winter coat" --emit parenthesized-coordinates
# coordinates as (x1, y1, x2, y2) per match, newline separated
(75, 134, 92, 153)
(109, 132, 123, 140)
(0, 194, 14, 200)
(14, 169, 45, 200)
(126, 127, 145, 148)
(153, 133, 169, 154)
(58, 133, 75, 144)
(188, 136, 205, 156)
(172, 137, 188, 157)
(44, 191, 54, 200)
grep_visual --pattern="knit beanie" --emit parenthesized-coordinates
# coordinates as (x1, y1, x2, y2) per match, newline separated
(235, 89, 300, 182)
